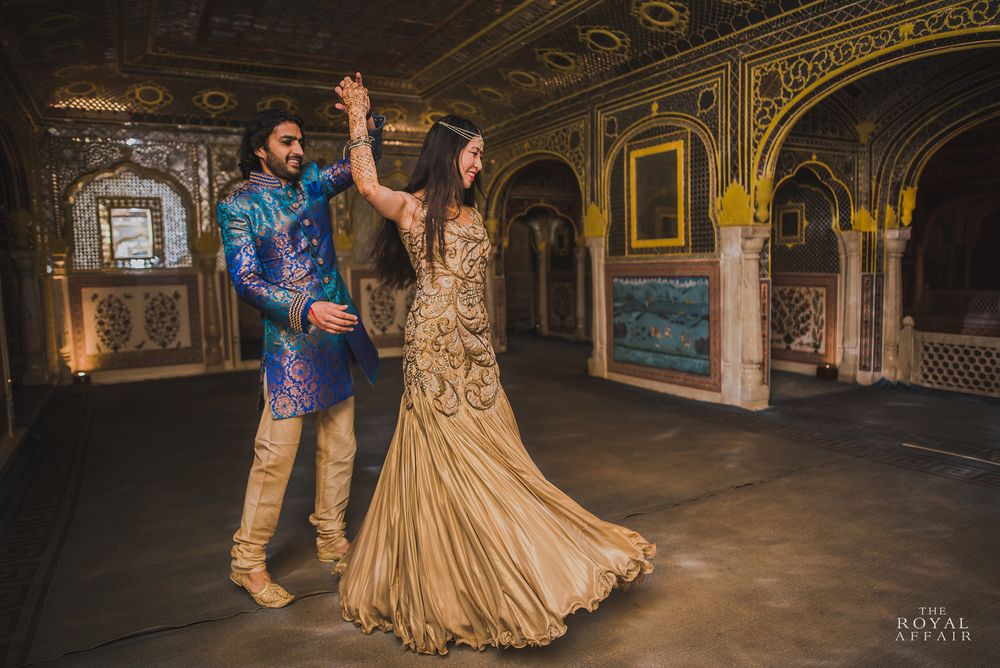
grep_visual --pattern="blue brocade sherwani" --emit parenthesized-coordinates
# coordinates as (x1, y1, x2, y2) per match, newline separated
(217, 118, 384, 419)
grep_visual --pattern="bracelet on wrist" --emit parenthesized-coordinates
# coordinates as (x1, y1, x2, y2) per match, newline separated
(343, 135, 375, 159)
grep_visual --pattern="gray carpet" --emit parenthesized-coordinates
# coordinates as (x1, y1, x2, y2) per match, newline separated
(8, 336, 1000, 666)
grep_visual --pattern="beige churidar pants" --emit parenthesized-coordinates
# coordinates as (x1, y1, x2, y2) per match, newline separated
(231, 379, 356, 573)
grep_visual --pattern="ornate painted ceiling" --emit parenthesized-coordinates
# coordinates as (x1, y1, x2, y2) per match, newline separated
(0, 0, 800, 140)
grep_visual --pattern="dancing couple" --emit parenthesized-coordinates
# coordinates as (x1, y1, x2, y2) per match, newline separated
(216, 72, 654, 655)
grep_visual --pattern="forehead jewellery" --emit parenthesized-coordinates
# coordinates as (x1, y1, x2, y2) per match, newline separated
(437, 121, 485, 147)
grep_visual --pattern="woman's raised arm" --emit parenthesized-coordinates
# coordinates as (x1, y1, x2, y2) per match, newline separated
(336, 75, 416, 228)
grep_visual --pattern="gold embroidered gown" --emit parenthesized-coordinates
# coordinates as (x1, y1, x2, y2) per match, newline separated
(336, 207, 655, 655)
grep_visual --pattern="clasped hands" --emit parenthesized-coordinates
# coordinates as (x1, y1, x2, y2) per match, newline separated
(335, 72, 370, 119)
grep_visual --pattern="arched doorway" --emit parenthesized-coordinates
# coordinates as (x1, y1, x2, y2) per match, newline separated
(904, 117, 1000, 340)
(763, 46, 1000, 396)
(492, 159, 586, 346)
(768, 163, 847, 379)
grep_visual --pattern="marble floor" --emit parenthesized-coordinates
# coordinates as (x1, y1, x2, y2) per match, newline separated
(2, 335, 998, 667)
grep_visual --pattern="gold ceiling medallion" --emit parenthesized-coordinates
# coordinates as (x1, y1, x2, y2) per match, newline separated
(51, 81, 128, 112)
(632, 1, 690, 36)
(502, 70, 541, 90)
(125, 82, 173, 112)
(421, 110, 447, 127)
(256, 94, 298, 113)
(192, 89, 237, 117)
(44, 40, 87, 59)
(53, 64, 96, 79)
(536, 48, 579, 73)
(577, 26, 630, 57)
(55, 81, 98, 99)
(447, 100, 480, 118)
(470, 86, 510, 106)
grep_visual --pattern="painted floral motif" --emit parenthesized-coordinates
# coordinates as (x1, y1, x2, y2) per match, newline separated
(144, 291, 182, 348)
(366, 283, 397, 335)
(771, 285, 825, 354)
(94, 294, 132, 352)
(550, 282, 574, 326)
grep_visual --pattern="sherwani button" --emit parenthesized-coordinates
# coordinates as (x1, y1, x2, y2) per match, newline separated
(318, 258, 325, 265)
(303, 220, 311, 226)
(323, 276, 330, 284)
(311, 238, 319, 246)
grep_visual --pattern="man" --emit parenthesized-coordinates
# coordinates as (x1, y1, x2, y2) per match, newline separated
(217, 83, 383, 608)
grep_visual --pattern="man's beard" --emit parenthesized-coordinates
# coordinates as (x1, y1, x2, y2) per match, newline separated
(263, 151, 302, 182)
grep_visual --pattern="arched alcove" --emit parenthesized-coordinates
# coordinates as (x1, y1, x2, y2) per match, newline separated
(768, 163, 844, 375)
(904, 117, 1000, 336)
(493, 159, 586, 344)
(602, 114, 719, 260)
(764, 41, 1000, 392)
(65, 162, 196, 272)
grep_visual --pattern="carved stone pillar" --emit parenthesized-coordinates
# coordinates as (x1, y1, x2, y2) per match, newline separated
(535, 240, 548, 336)
(582, 203, 608, 377)
(839, 231, 862, 382)
(48, 239, 73, 382)
(584, 237, 606, 377)
(882, 227, 911, 381)
(194, 233, 223, 369)
(574, 244, 587, 341)
(720, 225, 770, 410)
(10, 251, 46, 385)
(898, 315, 915, 384)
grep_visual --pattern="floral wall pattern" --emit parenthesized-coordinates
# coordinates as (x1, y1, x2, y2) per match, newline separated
(69, 273, 202, 371)
(770, 274, 837, 365)
(351, 268, 415, 350)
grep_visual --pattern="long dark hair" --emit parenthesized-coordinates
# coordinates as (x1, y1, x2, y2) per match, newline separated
(372, 115, 484, 288)
(237, 109, 305, 179)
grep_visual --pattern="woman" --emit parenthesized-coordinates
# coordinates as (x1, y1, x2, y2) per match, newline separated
(334, 75, 655, 655)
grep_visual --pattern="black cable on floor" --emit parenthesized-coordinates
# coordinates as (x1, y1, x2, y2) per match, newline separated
(20, 589, 340, 666)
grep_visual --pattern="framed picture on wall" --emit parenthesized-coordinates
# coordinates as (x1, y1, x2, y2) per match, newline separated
(627, 137, 686, 251)
(776, 202, 806, 246)
(109, 207, 154, 259)
(97, 197, 165, 269)
(606, 261, 720, 391)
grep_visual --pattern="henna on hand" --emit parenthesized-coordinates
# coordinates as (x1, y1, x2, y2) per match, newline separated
(336, 76, 370, 140)
(335, 77, 379, 198)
